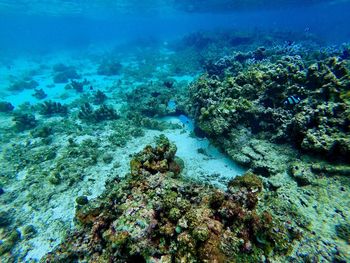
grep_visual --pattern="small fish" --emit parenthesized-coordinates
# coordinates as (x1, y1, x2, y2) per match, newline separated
(179, 114, 190, 124)
(283, 95, 301, 106)
(178, 114, 194, 131)
(304, 27, 310, 32)
(167, 99, 177, 111)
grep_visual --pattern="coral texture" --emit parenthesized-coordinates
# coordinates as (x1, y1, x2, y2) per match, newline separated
(42, 136, 293, 262)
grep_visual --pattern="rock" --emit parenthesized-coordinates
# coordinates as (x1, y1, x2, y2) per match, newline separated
(311, 164, 350, 176)
(76, 196, 89, 206)
(290, 162, 315, 186)
(0, 210, 11, 227)
(22, 225, 37, 239)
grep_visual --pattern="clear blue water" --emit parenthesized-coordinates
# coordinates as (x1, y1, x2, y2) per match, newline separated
(0, 1, 350, 262)
(0, 0, 349, 55)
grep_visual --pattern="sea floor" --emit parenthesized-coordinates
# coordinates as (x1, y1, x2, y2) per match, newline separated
(0, 41, 349, 262)
(0, 47, 245, 261)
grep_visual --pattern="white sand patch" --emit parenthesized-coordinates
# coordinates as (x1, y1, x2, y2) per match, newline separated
(159, 116, 245, 187)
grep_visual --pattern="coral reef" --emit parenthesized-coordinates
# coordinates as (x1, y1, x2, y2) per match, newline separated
(7, 79, 39, 92)
(126, 112, 182, 131)
(125, 82, 173, 117)
(184, 39, 350, 262)
(32, 88, 47, 100)
(42, 136, 294, 262)
(52, 64, 80, 83)
(189, 54, 350, 163)
(65, 79, 89, 93)
(12, 113, 38, 131)
(1, 29, 349, 263)
(97, 59, 122, 75)
(39, 101, 68, 116)
(93, 89, 107, 105)
(0, 230, 20, 256)
(0, 101, 14, 112)
(78, 103, 119, 122)
(123, 80, 189, 119)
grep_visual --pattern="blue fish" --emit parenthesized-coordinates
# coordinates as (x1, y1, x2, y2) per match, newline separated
(167, 99, 177, 111)
(178, 114, 194, 131)
(283, 95, 301, 106)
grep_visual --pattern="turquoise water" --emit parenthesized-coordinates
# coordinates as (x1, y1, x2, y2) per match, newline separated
(0, 1, 350, 262)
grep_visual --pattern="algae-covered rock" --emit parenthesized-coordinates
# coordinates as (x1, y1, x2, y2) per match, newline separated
(0, 210, 12, 227)
(290, 161, 316, 186)
(22, 225, 37, 239)
(336, 223, 350, 244)
(76, 196, 89, 206)
(42, 136, 294, 263)
(189, 53, 350, 163)
(0, 230, 20, 256)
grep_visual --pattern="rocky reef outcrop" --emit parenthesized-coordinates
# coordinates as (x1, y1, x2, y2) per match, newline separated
(189, 54, 350, 163)
(41, 135, 294, 262)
